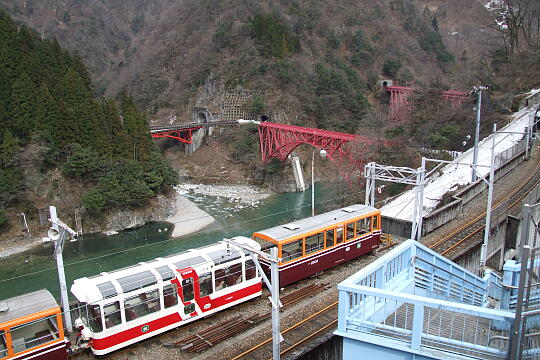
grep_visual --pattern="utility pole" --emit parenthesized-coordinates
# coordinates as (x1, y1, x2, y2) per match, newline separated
(48, 206, 78, 333)
(472, 86, 488, 182)
(311, 149, 327, 217)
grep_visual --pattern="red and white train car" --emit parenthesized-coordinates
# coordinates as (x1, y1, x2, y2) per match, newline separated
(70, 237, 261, 355)
(253, 204, 381, 287)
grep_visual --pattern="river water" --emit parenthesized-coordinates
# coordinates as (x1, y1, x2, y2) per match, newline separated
(0, 183, 348, 301)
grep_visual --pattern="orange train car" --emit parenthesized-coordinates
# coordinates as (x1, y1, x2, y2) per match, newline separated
(253, 204, 381, 287)
(0, 290, 68, 360)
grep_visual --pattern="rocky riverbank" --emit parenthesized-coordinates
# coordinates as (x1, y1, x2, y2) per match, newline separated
(0, 184, 270, 258)
(175, 184, 272, 207)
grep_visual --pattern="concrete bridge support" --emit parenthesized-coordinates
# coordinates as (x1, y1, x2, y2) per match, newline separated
(290, 154, 306, 192)
(185, 107, 214, 155)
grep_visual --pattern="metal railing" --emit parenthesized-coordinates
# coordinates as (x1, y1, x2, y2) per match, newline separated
(336, 240, 512, 359)
(338, 285, 513, 359)
(345, 240, 499, 305)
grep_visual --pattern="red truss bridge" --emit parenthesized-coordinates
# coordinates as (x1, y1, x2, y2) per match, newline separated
(151, 120, 392, 183)
(150, 120, 241, 143)
(386, 86, 468, 123)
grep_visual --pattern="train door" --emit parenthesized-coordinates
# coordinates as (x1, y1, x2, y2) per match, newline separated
(180, 272, 197, 319)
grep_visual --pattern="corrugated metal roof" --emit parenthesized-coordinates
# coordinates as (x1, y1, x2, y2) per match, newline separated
(0, 289, 58, 324)
(254, 204, 378, 242)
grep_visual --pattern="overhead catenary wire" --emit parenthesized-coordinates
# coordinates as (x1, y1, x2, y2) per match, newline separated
(0, 166, 504, 287)
(1, 111, 534, 285)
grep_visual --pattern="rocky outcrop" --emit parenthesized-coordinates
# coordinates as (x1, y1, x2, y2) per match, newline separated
(84, 194, 176, 233)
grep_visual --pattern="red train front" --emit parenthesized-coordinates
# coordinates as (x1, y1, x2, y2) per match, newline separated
(70, 237, 262, 356)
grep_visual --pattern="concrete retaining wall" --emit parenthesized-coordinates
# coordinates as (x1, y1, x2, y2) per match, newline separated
(382, 138, 527, 240)
(422, 138, 526, 235)
(297, 334, 342, 360)
(381, 216, 412, 239)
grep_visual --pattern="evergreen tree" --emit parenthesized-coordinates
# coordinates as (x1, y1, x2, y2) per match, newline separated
(0, 129, 19, 168)
(9, 71, 37, 140)
(0, 10, 177, 214)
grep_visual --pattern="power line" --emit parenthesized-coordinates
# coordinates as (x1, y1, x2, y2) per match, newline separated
(0, 188, 368, 284)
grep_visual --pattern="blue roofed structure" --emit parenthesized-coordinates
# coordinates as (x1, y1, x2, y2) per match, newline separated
(334, 239, 540, 360)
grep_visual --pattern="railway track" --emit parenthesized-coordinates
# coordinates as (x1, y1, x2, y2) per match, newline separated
(230, 302, 338, 360)
(428, 157, 540, 259)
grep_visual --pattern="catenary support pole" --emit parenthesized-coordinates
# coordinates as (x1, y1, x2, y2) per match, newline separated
(270, 247, 281, 360)
(480, 124, 496, 267)
(472, 89, 483, 182)
(525, 110, 534, 160)
(311, 150, 316, 217)
(49, 206, 73, 333)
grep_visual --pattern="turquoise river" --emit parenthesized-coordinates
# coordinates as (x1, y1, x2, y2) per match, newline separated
(0, 183, 352, 301)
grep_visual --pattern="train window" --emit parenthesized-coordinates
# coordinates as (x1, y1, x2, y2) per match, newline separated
(305, 233, 324, 255)
(78, 301, 88, 324)
(253, 236, 276, 253)
(281, 240, 303, 262)
(325, 229, 335, 248)
(174, 256, 206, 271)
(182, 278, 194, 302)
(103, 302, 122, 329)
(226, 264, 242, 287)
(0, 330, 6, 358)
(117, 271, 157, 293)
(10, 315, 59, 353)
(199, 273, 212, 297)
(97, 281, 117, 299)
(346, 223, 355, 240)
(124, 289, 160, 321)
(372, 216, 379, 230)
(245, 260, 257, 280)
(155, 265, 174, 281)
(87, 304, 103, 333)
(356, 217, 371, 235)
(214, 268, 226, 291)
(209, 248, 241, 266)
(163, 284, 178, 308)
(184, 303, 195, 315)
(336, 227, 344, 244)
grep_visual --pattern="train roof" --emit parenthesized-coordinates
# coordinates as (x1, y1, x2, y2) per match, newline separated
(71, 237, 259, 304)
(0, 289, 59, 324)
(253, 204, 379, 243)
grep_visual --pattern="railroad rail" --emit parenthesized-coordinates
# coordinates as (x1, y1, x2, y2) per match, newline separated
(280, 284, 330, 308)
(428, 157, 540, 259)
(230, 302, 338, 360)
(165, 313, 270, 352)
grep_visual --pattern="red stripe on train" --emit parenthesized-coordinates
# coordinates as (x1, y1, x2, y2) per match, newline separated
(91, 282, 262, 351)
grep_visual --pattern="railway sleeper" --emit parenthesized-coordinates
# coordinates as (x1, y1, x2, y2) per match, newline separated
(171, 313, 269, 352)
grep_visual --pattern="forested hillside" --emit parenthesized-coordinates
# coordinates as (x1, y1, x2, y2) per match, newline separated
(0, 0, 493, 128)
(0, 10, 176, 230)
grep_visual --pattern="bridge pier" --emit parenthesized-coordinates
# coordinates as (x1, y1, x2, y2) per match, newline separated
(185, 107, 215, 155)
(290, 154, 306, 192)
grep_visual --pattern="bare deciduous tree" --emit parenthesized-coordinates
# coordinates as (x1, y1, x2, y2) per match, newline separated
(488, 0, 540, 58)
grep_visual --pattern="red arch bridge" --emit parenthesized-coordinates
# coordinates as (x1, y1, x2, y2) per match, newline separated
(150, 121, 392, 183)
